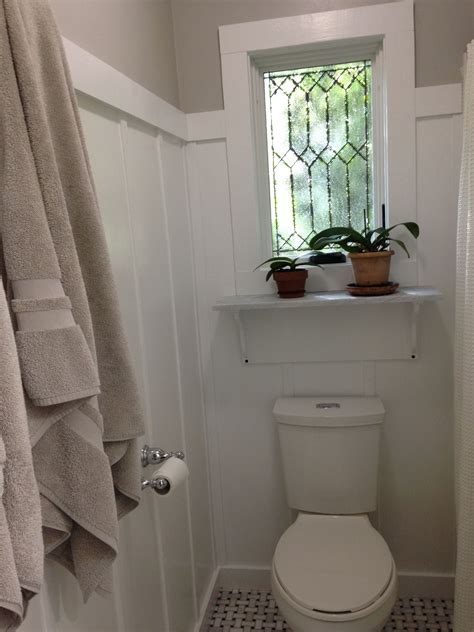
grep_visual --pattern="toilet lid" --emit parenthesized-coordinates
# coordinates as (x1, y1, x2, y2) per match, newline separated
(273, 514, 393, 614)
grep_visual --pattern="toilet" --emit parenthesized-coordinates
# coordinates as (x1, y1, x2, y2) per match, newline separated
(271, 397, 397, 632)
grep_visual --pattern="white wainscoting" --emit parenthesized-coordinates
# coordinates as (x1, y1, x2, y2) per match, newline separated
(22, 44, 215, 632)
(214, 566, 455, 599)
(187, 85, 461, 596)
(21, 33, 461, 629)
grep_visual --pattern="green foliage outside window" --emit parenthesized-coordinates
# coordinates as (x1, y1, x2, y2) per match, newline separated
(264, 60, 373, 255)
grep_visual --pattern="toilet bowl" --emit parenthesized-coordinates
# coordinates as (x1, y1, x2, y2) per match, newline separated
(271, 513, 397, 632)
(272, 397, 397, 632)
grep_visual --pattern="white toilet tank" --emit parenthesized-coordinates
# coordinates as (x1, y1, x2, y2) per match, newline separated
(273, 396, 385, 515)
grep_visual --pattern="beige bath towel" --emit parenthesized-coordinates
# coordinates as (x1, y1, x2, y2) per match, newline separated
(0, 0, 144, 599)
(0, 281, 43, 630)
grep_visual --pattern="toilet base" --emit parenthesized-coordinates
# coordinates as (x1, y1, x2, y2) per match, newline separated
(271, 566, 397, 632)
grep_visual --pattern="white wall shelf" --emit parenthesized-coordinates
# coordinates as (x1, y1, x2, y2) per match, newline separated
(213, 286, 442, 363)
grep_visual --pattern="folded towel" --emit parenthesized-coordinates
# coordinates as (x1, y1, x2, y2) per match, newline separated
(0, 0, 144, 599)
(15, 325, 100, 406)
(0, 282, 43, 630)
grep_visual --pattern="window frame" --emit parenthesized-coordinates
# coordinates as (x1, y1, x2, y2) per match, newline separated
(220, 0, 417, 295)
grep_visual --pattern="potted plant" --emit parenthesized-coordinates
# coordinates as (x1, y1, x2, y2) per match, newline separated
(309, 221, 419, 288)
(255, 256, 322, 298)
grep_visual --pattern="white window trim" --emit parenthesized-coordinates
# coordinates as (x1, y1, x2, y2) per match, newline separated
(220, 0, 417, 295)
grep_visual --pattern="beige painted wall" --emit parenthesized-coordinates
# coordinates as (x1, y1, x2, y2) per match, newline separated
(50, 0, 473, 112)
(171, 0, 474, 113)
(51, 0, 180, 107)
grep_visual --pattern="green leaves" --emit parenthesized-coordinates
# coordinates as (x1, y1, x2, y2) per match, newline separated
(369, 222, 419, 256)
(390, 222, 420, 238)
(308, 220, 420, 256)
(309, 226, 372, 253)
(256, 257, 294, 269)
(255, 255, 322, 282)
(384, 238, 410, 257)
(255, 220, 419, 284)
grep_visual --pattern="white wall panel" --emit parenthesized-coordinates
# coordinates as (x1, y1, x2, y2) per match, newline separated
(291, 362, 367, 397)
(242, 304, 415, 363)
(160, 134, 215, 605)
(77, 96, 144, 387)
(22, 80, 215, 632)
(186, 140, 235, 565)
(188, 105, 459, 586)
(214, 360, 289, 565)
(122, 118, 195, 632)
(80, 97, 171, 632)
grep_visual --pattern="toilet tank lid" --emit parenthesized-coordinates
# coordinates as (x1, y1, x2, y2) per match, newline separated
(273, 397, 385, 427)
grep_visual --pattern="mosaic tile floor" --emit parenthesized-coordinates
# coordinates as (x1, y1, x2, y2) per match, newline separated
(205, 589, 454, 631)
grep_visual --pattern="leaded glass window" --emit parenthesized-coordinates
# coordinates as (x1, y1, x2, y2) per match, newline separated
(264, 61, 373, 255)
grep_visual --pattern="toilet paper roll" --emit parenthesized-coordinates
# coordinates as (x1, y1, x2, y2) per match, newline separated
(152, 456, 189, 496)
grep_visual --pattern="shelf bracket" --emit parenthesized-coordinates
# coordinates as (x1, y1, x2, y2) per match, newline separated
(234, 311, 249, 364)
(410, 303, 421, 360)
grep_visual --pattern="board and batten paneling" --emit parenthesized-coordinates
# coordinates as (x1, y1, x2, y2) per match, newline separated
(160, 134, 215, 605)
(22, 86, 215, 632)
(187, 96, 461, 593)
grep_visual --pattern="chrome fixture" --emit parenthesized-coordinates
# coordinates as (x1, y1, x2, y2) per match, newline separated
(141, 475, 170, 495)
(141, 445, 185, 468)
(316, 402, 341, 409)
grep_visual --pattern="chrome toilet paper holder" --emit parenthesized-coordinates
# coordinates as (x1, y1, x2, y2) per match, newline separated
(141, 445, 186, 494)
(141, 476, 170, 494)
(141, 444, 185, 468)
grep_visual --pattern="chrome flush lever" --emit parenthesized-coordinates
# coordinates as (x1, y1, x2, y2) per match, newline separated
(141, 444, 185, 468)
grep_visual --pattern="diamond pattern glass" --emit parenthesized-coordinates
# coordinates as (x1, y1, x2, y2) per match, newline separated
(264, 61, 373, 255)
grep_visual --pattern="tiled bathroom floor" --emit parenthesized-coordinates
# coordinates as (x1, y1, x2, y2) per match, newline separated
(204, 589, 454, 631)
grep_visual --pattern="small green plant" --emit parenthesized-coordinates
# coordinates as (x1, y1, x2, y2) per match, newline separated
(256, 256, 322, 282)
(309, 222, 420, 256)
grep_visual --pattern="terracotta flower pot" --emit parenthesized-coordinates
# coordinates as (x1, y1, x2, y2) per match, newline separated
(348, 250, 394, 286)
(273, 269, 308, 298)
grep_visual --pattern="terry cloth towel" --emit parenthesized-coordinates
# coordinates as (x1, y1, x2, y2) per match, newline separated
(0, 281, 43, 631)
(0, 0, 144, 600)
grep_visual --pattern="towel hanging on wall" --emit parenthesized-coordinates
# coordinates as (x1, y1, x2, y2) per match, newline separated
(0, 0, 144, 601)
(0, 281, 43, 630)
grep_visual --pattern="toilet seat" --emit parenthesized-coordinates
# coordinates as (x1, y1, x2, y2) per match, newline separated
(273, 513, 393, 616)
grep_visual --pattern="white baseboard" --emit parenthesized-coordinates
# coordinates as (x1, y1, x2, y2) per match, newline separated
(215, 566, 455, 599)
(217, 566, 272, 591)
(195, 567, 221, 632)
(397, 572, 455, 599)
